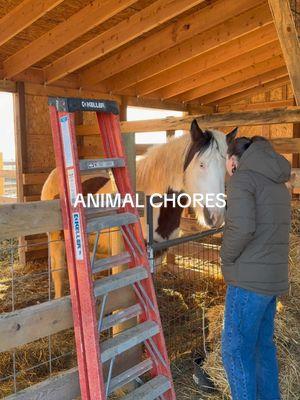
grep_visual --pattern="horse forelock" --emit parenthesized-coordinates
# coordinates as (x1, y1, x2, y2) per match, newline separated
(184, 129, 227, 171)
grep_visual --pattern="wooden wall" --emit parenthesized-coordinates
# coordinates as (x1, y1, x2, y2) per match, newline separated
(220, 83, 296, 164)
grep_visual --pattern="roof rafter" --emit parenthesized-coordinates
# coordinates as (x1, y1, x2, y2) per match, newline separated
(125, 29, 281, 98)
(102, 2, 274, 94)
(44, 0, 206, 84)
(0, 0, 64, 47)
(3, 0, 138, 79)
(172, 53, 285, 102)
(80, 0, 264, 87)
(196, 66, 288, 104)
(268, 0, 300, 105)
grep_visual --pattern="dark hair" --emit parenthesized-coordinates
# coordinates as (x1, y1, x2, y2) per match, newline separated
(227, 135, 268, 160)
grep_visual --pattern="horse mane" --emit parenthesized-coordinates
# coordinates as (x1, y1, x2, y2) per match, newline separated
(136, 134, 189, 193)
(136, 130, 226, 194)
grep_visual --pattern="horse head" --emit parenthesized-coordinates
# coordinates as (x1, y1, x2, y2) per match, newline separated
(183, 119, 237, 229)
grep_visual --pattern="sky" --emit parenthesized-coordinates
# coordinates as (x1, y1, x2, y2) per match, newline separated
(0, 94, 183, 162)
(0, 92, 15, 161)
(127, 106, 183, 143)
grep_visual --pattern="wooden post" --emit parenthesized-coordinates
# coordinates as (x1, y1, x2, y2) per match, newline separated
(13, 81, 27, 263)
(0, 152, 4, 197)
(13, 81, 27, 202)
(166, 129, 175, 139)
(120, 96, 136, 190)
(268, 0, 300, 105)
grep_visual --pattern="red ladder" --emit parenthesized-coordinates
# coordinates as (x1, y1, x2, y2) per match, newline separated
(48, 97, 175, 400)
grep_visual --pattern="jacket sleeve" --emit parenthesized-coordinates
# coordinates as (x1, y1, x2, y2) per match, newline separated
(220, 171, 256, 265)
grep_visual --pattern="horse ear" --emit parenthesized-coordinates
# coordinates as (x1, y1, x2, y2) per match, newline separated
(226, 127, 238, 144)
(190, 119, 210, 143)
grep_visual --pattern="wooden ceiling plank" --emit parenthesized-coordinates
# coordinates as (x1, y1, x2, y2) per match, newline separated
(215, 76, 291, 106)
(80, 0, 264, 87)
(3, 0, 139, 79)
(268, 0, 300, 105)
(0, 0, 64, 47)
(150, 40, 282, 99)
(44, 0, 206, 84)
(125, 26, 278, 97)
(196, 67, 288, 104)
(173, 54, 285, 102)
(102, 3, 274, 94)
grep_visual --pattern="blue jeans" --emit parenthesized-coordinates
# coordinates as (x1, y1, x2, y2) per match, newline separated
(221, 285, 280, 400)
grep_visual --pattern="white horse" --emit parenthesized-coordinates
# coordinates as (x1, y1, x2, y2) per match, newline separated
(41, 119, 237, 298)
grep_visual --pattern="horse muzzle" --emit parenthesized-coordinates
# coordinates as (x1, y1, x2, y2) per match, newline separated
(203, 206, 224, 229)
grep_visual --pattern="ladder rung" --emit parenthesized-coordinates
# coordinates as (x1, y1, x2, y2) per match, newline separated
(101, 304, 142, 332)
(107, 359, 153, 395)
(122, 375, 171, 400)
(101, 321, 159, 363)
(80, 158, 125, 173)
(92, 251, 132, 274)
(94, 267, 148, 297)
(87, 212, 138, 233)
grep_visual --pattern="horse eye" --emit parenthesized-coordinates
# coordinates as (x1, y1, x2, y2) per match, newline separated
(200, 162, 205, 168)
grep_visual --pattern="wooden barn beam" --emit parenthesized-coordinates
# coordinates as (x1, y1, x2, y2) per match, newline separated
(215, 76, 291, 105)
(44, 0, 205, 83)
(125, 96, 194, 112)
(268, 0, 300, 104)
(102, 3, 274, 94)
(175, 55, 286, 102)
(0, 0, 64, 47)
(3, 0, 138, 79)
(24, 82, 121, 103)
(153, 41, 282, 100)
(196, 66, 288, 105)
(218, 99, 295, 112)
(124, 27, 278, 97)
(75, 107, 300, 134)
(80, 0, 263, 87)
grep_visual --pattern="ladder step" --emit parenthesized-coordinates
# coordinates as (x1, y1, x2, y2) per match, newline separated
(87, 212, 138, 233)
(122, 375, 171, 400)
(101, 304, 142, 332)
(107, 358, 153, 395)
(92, 251, 132, 274)
(94, 266, 148, 297)
(80, 157, 125, 173)
(101, 321, 160, 363)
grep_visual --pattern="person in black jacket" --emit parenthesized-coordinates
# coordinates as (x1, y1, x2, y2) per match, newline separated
(220, 136, 291, 400)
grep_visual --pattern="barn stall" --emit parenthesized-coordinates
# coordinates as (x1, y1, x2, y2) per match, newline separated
(0, 0, 300, 399)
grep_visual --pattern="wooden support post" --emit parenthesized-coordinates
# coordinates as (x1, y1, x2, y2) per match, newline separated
(13, 82, 27, 202)
(13, 82, 27, 263)
(120, 96, 136, 190)
(0, 152, 4, 196)
(166, 130, 175, 139)
(268, 0, 300, 104)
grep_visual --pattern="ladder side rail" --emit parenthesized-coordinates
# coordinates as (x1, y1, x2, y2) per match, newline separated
(49, 105, 90, 400)
(52, 107, 106, 400)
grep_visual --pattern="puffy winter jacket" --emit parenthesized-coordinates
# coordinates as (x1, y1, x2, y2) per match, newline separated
(220, 140, 291, 295)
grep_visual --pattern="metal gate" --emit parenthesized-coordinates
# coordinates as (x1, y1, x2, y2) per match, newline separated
(146, 196, 225, 397)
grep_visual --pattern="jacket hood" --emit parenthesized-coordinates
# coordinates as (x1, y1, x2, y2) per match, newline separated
(238, 140, 291, 183)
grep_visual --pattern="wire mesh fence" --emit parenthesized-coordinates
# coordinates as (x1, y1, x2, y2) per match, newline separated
(0, 235, 74, 397)
(0, 227, 119, 398)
